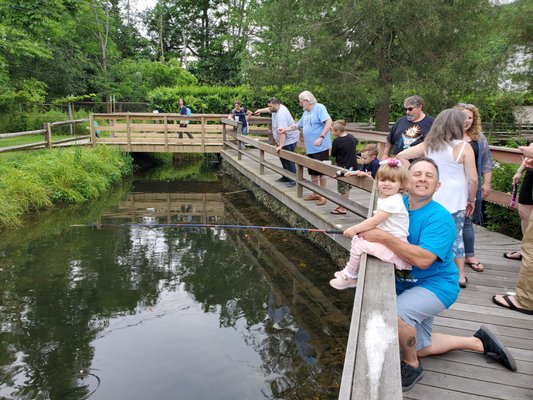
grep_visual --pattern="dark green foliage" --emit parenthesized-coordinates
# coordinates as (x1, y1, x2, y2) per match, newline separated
(484, 162, 521, 238)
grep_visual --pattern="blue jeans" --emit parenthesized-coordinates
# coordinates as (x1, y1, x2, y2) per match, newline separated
(280, 142, 297, 182)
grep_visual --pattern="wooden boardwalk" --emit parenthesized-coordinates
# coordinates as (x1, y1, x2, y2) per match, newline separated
(221, 146, 533, 400)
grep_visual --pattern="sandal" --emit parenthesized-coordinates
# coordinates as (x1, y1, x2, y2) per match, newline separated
(466, 262, 484, 272)
(492, 294, 533, 315)
(503, 251, 522, 260)
(330, 208, 347, 215)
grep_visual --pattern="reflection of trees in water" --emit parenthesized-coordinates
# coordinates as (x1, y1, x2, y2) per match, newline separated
(0, 186, 347, 400)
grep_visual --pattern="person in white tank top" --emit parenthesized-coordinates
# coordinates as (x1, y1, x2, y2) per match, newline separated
(397, 109, 478, 288)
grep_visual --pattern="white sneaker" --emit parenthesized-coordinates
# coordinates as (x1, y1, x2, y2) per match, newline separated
(334, 270, 358, 279)
(329, 273, 358, 290)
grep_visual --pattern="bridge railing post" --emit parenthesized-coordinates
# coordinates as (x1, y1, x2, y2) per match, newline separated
(164, 115, 169, 152)
(126, 113, 131, 151)
(201, 116, 206, 152)
(237, 122, 243, 161)
(259, 149, 265, 175)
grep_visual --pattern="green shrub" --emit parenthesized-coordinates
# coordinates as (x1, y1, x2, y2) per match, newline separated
(0, 146, 132, 229)
(484, 161, 521, 238)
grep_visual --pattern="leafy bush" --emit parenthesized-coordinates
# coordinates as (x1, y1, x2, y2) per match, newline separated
(484, 161, 521, 238)
(110, 59, 198, 102)
(148, 86, 253, 113)
(0, 146, 132, 228)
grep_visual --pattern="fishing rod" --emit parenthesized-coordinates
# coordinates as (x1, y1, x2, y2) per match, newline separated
(71, 222, 344, 234)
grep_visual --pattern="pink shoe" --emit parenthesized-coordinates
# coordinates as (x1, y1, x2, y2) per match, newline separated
(329, 273, 358, 290)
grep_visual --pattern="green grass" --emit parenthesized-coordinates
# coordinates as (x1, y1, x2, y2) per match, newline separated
(0, 146, 132, 229)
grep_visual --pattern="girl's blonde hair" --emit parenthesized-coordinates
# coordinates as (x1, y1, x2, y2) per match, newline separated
(333, 119, 346, 132)
(376, 162, 409, 194)
(455, 103, 482, 141)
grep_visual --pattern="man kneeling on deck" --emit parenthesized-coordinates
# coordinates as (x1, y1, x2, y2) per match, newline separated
(359, 157, 517, 392)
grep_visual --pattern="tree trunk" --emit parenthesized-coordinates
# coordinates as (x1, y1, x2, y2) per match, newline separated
(375, 68, 392, 132)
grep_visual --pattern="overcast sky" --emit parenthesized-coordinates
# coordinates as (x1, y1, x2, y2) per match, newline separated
(135, 0, 157, 12)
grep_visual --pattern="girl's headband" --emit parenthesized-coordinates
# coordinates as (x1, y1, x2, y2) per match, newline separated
(379, 158, 401, 167)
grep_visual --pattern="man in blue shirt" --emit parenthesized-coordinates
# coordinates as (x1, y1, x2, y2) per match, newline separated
(361, 157, 517, 391)
(277, 91, 332, 205)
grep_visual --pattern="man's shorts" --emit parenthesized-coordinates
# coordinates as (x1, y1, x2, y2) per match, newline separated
(397, 286, 446, 351)
(307, 150, 330, 176)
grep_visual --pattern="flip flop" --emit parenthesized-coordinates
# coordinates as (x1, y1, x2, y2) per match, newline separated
(492, 295, 533, 315)
(330, 209, 347, 215)
(503, 251, 522, 260)
(459, 276, 468, 288)
(466, 262, 484, 272)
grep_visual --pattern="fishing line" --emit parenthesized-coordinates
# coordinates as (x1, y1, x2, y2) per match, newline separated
(71, 222, 344, 234)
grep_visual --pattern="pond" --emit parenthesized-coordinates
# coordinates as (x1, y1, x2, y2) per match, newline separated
(0, 165, 355, 400)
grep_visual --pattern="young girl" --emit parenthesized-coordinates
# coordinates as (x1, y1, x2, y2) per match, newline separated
(330, 158, 411, 290)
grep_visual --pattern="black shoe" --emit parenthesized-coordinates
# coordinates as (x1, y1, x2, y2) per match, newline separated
(401, 360, 424, 392)
(474, 325, 517, 371)
(276, 177, 288, 182)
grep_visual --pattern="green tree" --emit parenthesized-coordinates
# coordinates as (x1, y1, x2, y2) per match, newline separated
(109, 59, 198, 101)
(144, 0, 255, 85)
(246, 0, 509, 129)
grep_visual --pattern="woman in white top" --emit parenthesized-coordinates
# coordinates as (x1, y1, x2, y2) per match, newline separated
(397, 108, 478, 288)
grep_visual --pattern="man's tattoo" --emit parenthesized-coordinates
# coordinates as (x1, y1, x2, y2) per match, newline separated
(407, 336, 416, 347)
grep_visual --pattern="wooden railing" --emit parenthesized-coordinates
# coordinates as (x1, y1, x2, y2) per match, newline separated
(0, 119, 90, 152)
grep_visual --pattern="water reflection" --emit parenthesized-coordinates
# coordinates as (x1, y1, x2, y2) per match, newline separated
(0, 178, 354, 399)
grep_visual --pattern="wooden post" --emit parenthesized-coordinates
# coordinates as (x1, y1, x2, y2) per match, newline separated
(126, 113, 131, 151)
(45, 123, 52, 149)
(296, 164, 304, 198)
(237, 122, 242, 161)
(201, 116, 206, 153)
(164, 115, 169, 152)
(259, 149, 265, 175)
(222, 121, 227, 150)
(67, 101, 74, 135)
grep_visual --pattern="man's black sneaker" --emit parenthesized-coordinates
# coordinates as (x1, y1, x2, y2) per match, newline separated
(474, 325, 517, 371)
(276, 177, 288, 182)
(401, 360, 424, 392)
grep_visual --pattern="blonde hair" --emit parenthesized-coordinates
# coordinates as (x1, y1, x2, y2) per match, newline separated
(455, 103, 482, 141)
(333, 119, 346, 132)
(376, 163, 409, 195)
(361, 143, 378, 157)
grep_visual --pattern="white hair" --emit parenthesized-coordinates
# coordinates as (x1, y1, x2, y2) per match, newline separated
(298, 90, 317, 105)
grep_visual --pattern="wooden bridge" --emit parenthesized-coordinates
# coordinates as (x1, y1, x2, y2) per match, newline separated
(1, 113, 531, 398)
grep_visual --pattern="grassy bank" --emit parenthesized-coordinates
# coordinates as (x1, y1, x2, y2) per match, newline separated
(0, 146, 133, 229)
